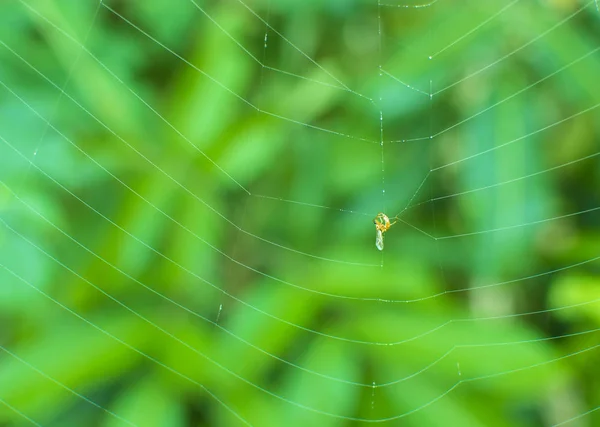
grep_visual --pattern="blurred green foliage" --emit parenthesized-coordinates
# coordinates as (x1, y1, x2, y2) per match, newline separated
(0, 0, 599, 426)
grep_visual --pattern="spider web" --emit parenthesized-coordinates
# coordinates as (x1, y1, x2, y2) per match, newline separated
(0, 0, 600, 426)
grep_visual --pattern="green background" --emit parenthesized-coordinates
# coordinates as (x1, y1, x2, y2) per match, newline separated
(0, 0, 599, 426)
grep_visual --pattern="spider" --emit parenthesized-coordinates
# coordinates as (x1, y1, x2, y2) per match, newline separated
(373, 212, 397, 251)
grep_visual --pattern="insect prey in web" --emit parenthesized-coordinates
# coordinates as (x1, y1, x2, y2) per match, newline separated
(372, 212, 397, 251)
